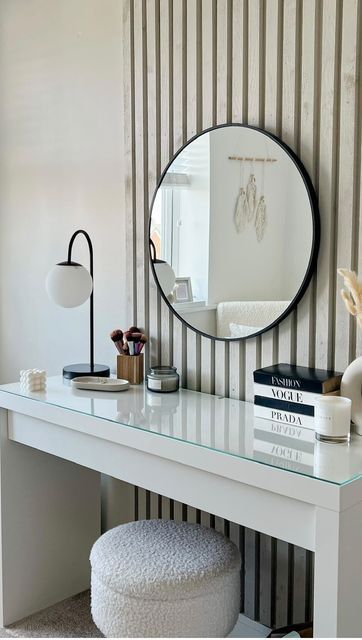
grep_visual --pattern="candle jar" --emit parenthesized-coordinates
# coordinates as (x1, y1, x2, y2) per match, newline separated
(314, 396, 352, 443)
(146, 366, 179, 393)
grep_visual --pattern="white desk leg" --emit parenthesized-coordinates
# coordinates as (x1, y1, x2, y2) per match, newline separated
(0, 409, 101, 626)
(314, 502, 362, 637)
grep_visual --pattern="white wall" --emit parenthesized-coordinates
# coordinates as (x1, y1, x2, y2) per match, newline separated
(0, 0, 126, 383)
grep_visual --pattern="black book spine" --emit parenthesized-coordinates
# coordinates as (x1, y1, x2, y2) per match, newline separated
(254, 395, 314, 416)
(253, 371, 324, 393)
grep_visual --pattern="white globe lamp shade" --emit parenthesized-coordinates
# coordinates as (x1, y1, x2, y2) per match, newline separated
(46, 263, 93, 308)
(154, 261, 176, 297)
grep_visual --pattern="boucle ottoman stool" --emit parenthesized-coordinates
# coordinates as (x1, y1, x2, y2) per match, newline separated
(90, 519, 241, 638)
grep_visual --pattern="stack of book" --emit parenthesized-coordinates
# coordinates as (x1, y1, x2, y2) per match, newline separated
(253, 363, 343, 431)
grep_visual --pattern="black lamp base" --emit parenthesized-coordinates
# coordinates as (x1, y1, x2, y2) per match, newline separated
(63, 363, 110, 380)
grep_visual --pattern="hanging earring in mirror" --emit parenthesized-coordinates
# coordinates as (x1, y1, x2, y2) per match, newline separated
(234, 187, 248, 233)
(246, 174, 257, 221)
(255, 196, 267, 242)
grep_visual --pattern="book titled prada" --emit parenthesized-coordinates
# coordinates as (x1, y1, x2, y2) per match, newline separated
(253, 363, 342, 393)
(254, 404, 315, 429)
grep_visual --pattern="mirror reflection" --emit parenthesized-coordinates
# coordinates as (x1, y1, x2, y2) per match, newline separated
(150, 125, 316, 339)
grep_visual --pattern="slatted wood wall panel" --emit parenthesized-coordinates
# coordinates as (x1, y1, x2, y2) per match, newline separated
(121, 0, 361, 628)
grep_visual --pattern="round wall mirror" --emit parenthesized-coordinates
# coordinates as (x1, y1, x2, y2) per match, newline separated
(149, 124, 319, 341)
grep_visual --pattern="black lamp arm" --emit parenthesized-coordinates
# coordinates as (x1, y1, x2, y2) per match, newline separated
(149, 238, 157, 262)
(149, 238, 167, 264)
(67, 229, 94, 371)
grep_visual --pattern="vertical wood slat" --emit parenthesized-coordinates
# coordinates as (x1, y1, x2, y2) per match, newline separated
(172, 0, 187, 384)
(123, 0, 137, 321)
(133, 0, 148, 332)
(242, 3, 263, 610)
(296, 0, 319, 369)
(147, 0, 161, 369)
(200, 0, 215, 396)
(279, 0, 299, 368)
(314, 0, 340, 371)
(185, 1, 201, 391)
(334, 0, 359, 371)
(356, 2, 362, 359)
(214, 0, 230, 399)
(124, 0, 362, 630)
(159, 1, 174, 366)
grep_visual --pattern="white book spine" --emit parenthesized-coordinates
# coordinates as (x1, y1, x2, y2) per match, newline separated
(253, 404, 315, 429)
(253, 416, 315, 443)
(253, 383, 338, 406)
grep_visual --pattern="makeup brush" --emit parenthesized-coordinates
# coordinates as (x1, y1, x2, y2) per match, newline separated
(128, 326, 140, 334)
(136, 334, 148, 354)
(110, 329, 124, 355)
(126, 333, 140, 356)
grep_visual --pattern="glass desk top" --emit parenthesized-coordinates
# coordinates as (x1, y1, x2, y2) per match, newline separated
(1, 376, 362, 486)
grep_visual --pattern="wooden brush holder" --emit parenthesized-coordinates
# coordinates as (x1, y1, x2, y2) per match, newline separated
(117, 354, 144, 385)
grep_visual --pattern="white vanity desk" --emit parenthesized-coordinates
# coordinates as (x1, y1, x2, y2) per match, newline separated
(0, 377, 362, 637)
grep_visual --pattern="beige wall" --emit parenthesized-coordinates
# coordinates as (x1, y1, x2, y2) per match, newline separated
(0, 0, 126, 383)
(123, 0, 361, 626)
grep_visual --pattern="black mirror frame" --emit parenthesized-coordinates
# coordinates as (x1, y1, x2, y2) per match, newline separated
(148, 123, 320, 342)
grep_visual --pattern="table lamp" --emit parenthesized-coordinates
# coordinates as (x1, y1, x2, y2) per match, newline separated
(46, 229, 110, 380)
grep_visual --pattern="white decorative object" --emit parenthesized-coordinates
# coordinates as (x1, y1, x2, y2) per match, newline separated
(255, 160, 267, 242)
(71, 377, 129, 392)
(46, 264, 93, 308)
(233, 187, 248, 233)
(341, 356, 362, 434)
(338, 268, 362, 433)
(20, 369, 47, 393)
(338, 268, 362, 327)
(255, 196, 267, 242)
(314, 396, 351, 443)
(246, 173, 257, 221)
(90, 519, 241, 638)
(174, 277, 193, 303)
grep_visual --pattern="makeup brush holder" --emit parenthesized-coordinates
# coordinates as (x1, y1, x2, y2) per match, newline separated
(117, 354, 144, 385)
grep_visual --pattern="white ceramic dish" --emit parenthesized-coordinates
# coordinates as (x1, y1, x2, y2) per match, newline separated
(71, 377, 130, 392)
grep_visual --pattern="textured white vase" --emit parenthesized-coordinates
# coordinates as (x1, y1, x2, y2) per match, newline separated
(340, 356, 362, 435)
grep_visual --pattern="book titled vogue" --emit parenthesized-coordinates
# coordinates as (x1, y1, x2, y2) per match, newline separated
(253, 382, 340, 407)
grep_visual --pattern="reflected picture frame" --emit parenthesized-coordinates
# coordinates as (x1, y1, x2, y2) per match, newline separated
(174, 277, 193, 303)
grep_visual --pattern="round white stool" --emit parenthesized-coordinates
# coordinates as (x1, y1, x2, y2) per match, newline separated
(90, 519, 241, 638)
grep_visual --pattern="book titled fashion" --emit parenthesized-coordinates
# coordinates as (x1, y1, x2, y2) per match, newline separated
(253, 363, 342, 394)
(253, 404, 315, 429)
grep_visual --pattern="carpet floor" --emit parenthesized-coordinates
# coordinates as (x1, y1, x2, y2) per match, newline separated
(5, 591, 101, 638)
(2, 593, 270, 638)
